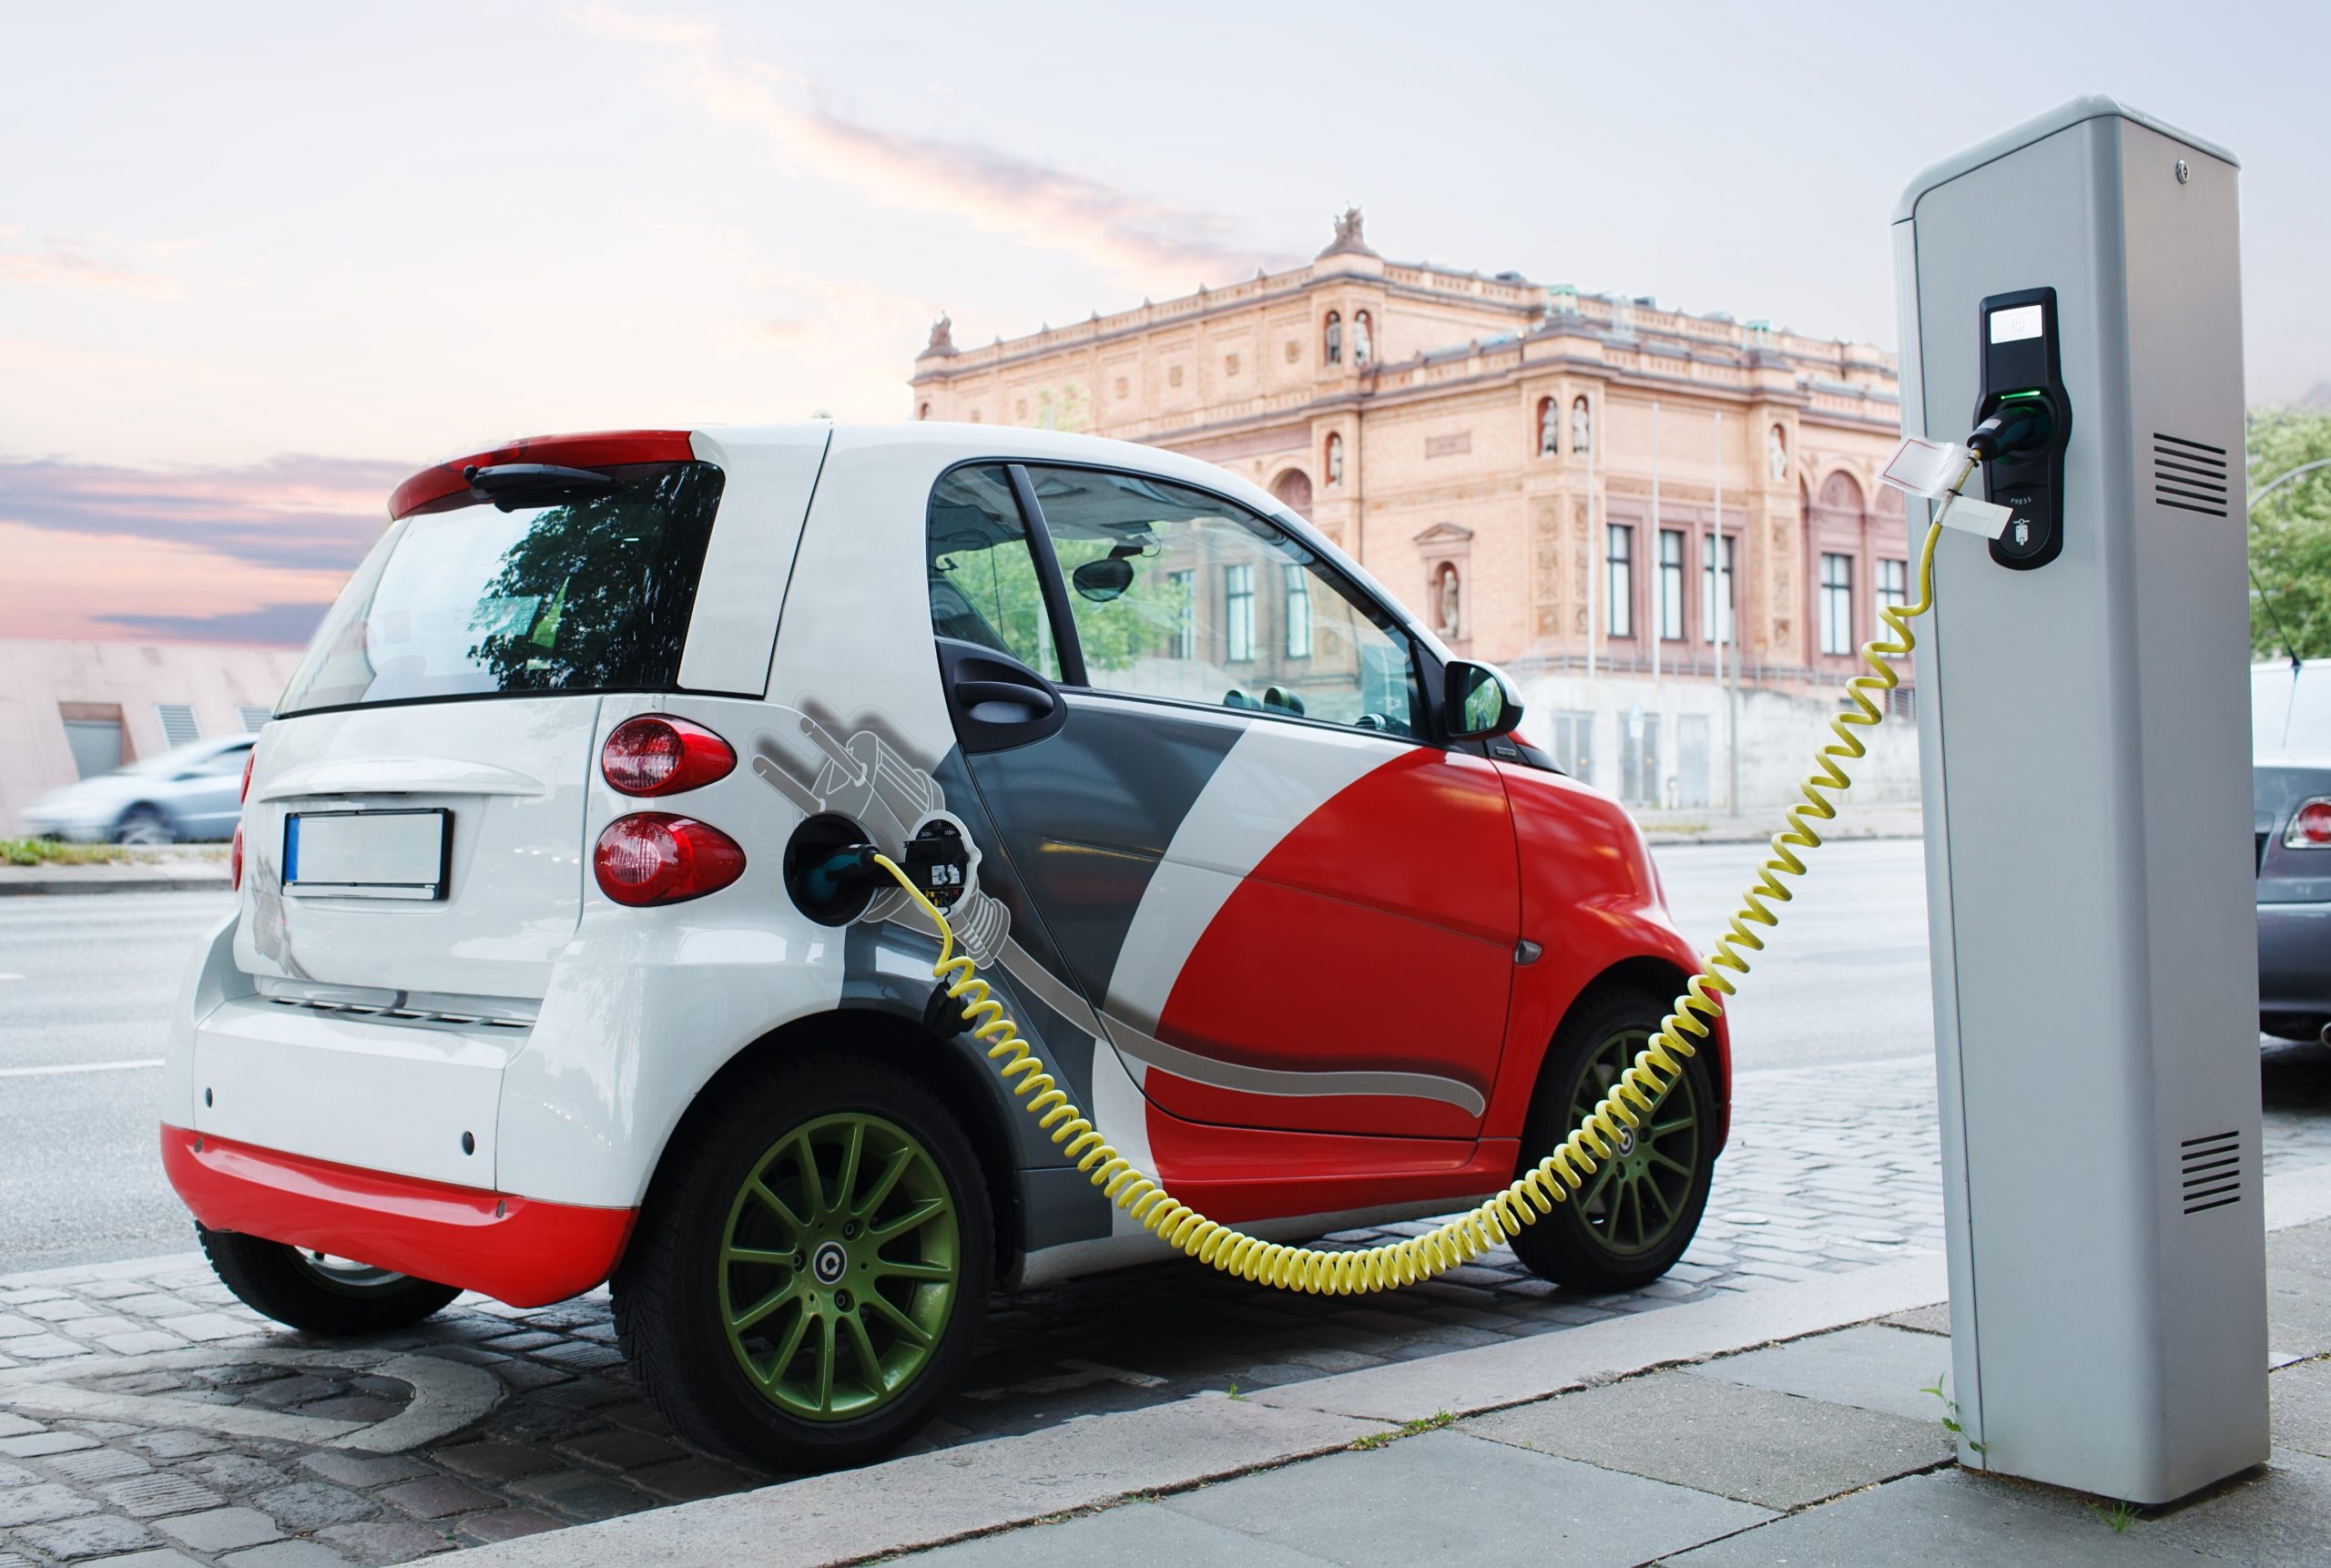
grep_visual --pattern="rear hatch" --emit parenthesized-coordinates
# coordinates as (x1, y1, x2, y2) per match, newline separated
(236, 434, 727, 1005)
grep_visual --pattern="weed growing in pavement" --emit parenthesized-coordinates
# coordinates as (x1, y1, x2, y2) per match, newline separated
(1225, 1380, 1246, 1400)
(1920, 1376, 1988, 1456)
(2092, 1500, 2140, 1532)
(1350, 1411, 1456, 1451)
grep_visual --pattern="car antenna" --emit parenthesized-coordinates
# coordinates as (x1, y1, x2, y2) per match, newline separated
(2250, 564, 2303, 675)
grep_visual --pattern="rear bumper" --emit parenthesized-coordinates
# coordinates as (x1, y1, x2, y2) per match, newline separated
(2258, 900, 2331, 1022)
(161, 1125, 636, 1308)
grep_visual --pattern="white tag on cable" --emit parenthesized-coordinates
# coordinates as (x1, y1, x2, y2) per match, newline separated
(1934, 492, 2014, 539)
(1879, 435, 1976, 500)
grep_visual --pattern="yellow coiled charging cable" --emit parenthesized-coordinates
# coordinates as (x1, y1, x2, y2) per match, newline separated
(875, 504, 1957, 1297)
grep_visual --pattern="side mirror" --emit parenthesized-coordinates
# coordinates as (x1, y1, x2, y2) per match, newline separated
(1445, 660, 1522, 742)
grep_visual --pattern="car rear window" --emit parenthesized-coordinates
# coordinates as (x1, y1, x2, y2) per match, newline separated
(280, 462, 725, 716)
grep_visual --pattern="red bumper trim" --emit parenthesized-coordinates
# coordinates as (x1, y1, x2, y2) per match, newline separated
(160, 1125, 636, 1308)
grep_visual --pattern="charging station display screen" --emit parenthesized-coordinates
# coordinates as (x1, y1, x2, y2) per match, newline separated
(1990, 303, 2046, 343)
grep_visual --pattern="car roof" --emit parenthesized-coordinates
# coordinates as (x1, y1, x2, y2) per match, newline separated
(699, 422, 1459, 668)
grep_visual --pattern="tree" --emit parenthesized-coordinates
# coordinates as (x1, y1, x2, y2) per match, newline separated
(2249, 405, 2331, 660)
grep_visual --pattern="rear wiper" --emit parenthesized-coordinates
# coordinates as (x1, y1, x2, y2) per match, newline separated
(463, 463, 621, 511)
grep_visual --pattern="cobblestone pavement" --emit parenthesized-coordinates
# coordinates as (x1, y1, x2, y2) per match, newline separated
(5, 1041, 2327, 1566)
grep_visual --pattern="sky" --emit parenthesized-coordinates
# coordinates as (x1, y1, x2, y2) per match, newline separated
(4, 0, 2326, 645)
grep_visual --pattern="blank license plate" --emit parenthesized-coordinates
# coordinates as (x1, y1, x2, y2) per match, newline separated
(283, 809, 451, 901)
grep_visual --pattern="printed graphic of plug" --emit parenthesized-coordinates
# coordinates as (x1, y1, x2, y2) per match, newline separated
(751, 708, 1009, 965)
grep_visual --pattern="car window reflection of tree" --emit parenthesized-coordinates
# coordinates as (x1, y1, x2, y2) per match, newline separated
(464, 466, 715, 691)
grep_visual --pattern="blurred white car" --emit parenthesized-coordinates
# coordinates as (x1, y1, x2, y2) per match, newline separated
(22, 735, 256, 843)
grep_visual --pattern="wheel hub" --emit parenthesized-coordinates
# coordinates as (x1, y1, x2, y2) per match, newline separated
(810, 1241, 848, 1286)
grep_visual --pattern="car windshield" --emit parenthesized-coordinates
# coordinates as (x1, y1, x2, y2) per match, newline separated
(2259, 663, 2331, 761)
(280, 462, 724, 716)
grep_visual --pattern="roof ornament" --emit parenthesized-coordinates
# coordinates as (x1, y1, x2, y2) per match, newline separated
(921, 312, 957, 357)
(1318, 205, 1378, 260)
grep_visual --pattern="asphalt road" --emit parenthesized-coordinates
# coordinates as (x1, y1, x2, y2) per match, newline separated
(3, 839, 2321, 1272)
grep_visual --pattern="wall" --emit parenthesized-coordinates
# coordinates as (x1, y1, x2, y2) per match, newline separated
(0, 639, 301, 833)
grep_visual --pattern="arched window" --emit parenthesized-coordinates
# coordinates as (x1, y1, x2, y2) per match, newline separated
(918, 402, 931, 421)
(1272, 469, 1314, 518)
(1352, 311, 1374, 366)
(1536, 397, 1559, 456)
(1325, 433, 1344, 485)
(1571, 396, 1593, 457)
(1324, 311, 1342, 365)
(1818, 472, 1865, 514)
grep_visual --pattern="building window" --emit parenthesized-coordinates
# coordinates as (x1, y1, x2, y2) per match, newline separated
(1700, 532, 1735, 647)
(1284, 565, 1311, 658)
(1551, 710, 1595, 785)
(1324, 311, 1342, 365)
(1622, 711, 1663, 807)
(1225, 352, 1240, 378)
(1876, 557, 1909, 620)
(1820, 552, 1855, 655)
(1168, 569, 1196, 659)
(1658, 529, 1685, 640)
(1537, 397, 1558, 456)
(1224, 565, 1255, 661)
(917, 402, 931, 421)
(1352, 311, 1373, 366)
(1605, 524, 1633, 637)
(1325, 432, 1344, 485)
(1272, 469, 1313, 518)
(238, 706, 272, 733)
(1167, 365, 1184, 388)
(155, 703, 201, 748)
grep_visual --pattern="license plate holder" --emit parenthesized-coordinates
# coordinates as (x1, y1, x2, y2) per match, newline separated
(283, 809, 451, 901)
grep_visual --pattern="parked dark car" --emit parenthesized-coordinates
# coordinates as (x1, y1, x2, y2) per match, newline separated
(2255, 659, 2331, 1043)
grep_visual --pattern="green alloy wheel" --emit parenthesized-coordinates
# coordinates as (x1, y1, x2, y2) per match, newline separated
(615, 1054, 993, 1471)
(1510, 983, 1717, 1293)
(718, 1111, 961, 1420)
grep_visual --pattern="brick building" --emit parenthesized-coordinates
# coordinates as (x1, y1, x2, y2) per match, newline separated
(908, 210, 1915, 809)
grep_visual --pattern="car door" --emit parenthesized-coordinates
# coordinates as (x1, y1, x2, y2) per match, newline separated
(926, 460, 1520, 1143)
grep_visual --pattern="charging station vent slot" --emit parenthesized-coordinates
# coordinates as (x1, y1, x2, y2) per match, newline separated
(2180, 1130, 2243, 1214)
(2153, 434, 2231, 517)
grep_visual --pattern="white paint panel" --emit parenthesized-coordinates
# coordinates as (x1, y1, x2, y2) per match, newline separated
(677, 424, 833, 696)
(191, 1000, 514, 1187)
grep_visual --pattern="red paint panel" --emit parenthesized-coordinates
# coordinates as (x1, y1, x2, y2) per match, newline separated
(160, 1125, 635, 1308)
(1142, 1099, 1520, 1224)
(1491, 763, 1731, 1148)
(1149, 745, 1516, 1140)
(387, 430, 697, 520)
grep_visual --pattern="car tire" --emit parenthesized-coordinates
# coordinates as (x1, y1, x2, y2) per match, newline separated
(1508, 983, 1716, 1294)
(614, 1052, 993, 1472)
(115, 806, 175, 846)
(198, 1227, 462, 1334)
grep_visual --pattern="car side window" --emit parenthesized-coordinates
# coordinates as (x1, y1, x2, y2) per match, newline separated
(924, 464, 1062, 681)
(1022, 465, 1425, 738)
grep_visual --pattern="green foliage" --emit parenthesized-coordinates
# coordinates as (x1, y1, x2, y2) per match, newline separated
(1350, 1410, 1455, 1450)
(0, 838, 138, 866)
(1920, 1376, 1986, 1456)
(934, 535, 1191, 677)
(2248, 406, 2331, 660)
(2091, 1499, 2140, 1532)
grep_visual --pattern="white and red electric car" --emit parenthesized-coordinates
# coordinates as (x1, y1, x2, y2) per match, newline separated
(163, 424, 1726, 1468)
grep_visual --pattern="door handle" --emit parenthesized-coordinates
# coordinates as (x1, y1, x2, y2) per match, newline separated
(953, 678, 1058, 717)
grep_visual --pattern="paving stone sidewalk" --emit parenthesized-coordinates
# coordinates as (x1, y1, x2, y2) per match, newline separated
(5, 1048, 2327, 1565)
(888, 1215, 2331, 1567)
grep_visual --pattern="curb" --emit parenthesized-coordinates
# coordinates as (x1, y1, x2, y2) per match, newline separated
(0, 871, 231, 896)
(458, 1159, 2331, 1567)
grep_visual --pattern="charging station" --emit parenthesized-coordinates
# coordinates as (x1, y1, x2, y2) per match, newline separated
(1895, 97, 2267, 1502)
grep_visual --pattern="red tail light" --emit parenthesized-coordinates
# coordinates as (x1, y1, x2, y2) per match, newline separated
(602, 716, 736, 796)
(230, 824, 245, 891)
(240, 749, 256, 803)
(2286, 798, 2331, 848)
(594, 814, 745, 906)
